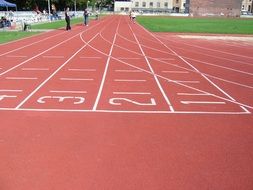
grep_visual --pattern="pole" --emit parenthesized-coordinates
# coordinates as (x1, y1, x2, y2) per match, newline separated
(74, 0, 76, 17)
(48, 0, 51, 21)
(87, 1, 89, 9)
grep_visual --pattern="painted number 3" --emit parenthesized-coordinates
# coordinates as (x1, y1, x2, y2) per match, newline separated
(109, 98, 156, 106)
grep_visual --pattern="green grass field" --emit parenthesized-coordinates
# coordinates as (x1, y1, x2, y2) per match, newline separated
(0, 31, 40, 44)
(0, 17, 85, 44)
(31, 17, 85, 29)
(137, 16, 253, 34)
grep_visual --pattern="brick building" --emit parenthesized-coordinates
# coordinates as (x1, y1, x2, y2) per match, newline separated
(189, 0, 242, 17)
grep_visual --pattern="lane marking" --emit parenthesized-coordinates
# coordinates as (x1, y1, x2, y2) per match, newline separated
(60, 78, 94, 81)
(129, 22, 174, 112)
(1, 107, 250, 114)
(115, 69, 142, 73)
(68, 68, 96, 72)
(79, 56, 102, 59)
(113, 92, 151, 95)
(181, 101, 226, 105)
(177, 93, 210, 96)
(22, 68, 49, 71)
(162, 70, 189, 74)
(5, 77, 38, 80)
(81, 17, 253, 111)
(15, 32, 100, 109)
(169, 80, 200, 84)
(6, 55, 27, 58)
(156, 58, 175, 61)
(50, 90, 87, 94)
(0, 89, 23, 92)
(114, 79, 146, 82)
(92, 19, 121, 111)
(0, 27, 92, 76)
(42, 55, 64, 59)
(117, 57, 141, 60)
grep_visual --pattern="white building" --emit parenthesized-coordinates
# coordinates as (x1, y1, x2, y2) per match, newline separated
(114, 0, 186, 13)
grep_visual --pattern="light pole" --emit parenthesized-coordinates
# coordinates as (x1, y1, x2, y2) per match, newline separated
(87, 0, 90, 9)
(47, 0, 51, 21)
(74, 0, 76, 17)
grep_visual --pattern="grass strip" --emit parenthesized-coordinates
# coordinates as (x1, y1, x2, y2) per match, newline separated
(137, 16, 253, 34)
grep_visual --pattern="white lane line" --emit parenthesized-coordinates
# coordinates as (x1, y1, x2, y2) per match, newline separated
(6, 55, 28, 58)
(181, 101, 226, 105)
(169, 80, 200, 84)
(0, 28, 90, 77)
(129, 22, 174, 112)
(162, 70, 189, 74)
(114, 79, 146, 82)
(115, 69, 143, 73)
(50, 90, 87, 94)
(60, 78, 94, 81)
(117, 57, 141, 60)
(113, 92, 151, 95)
(92, 19, 120, 111)
(68, 68, 96, 72)
(156, 58, 175, 61)
(22, 68, 49, 71)
(79, 56, 102, 59)
(0, 107, 250, 114)
(15, 33, 100, 109)
(140, 25, 250, 112)
(0, 89, 23, 92)
(5, 77, 38, 80)
(42, 55, 64, 59)
(177, 93, 210, 96)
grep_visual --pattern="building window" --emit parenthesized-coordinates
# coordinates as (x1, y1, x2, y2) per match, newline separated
(164, 2, 168, 8)
(157, 2, 160, 8)
(176, 0, 179, 3)
(248, 5, 251, 11)
(150, 2, 153, 7)
(120, 7, 124, 11)
(142, 2, 146, 7)
(135, 2, 139, 7)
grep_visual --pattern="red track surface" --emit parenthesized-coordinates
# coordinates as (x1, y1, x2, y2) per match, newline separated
(0, 15, 253, 190)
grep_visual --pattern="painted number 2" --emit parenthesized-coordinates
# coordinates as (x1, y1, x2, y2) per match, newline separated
(109, 98, 156, 106)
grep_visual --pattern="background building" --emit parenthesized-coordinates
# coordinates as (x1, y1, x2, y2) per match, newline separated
(241, 0, 253, 14)
(189, 0, 242, 17)
(114, 0, 244, 17)
(114, 0, 187, 13)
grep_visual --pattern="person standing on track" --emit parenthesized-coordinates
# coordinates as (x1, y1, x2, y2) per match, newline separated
(84, 8, 89, 26)
(131, 11, 136, 23)
(65, 7, 71, 30)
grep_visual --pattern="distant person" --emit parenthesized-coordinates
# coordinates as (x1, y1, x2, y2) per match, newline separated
(65, 7, 71, 30)
(129, 10, 132, 21)
(95, 10, 99, 20)
(131, 11, 136, 23)
(84, 8, 89, 26)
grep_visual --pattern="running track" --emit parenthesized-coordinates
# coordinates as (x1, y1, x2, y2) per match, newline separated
(0, 15, 253, 190)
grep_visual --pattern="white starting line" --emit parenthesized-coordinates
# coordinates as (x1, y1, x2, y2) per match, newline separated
(60, 78, 94, 81)
(50, 90, 87, 94)
(68, 68, 96, 72)
(181, 101, 226, 105)
(114, 79, 147, 82)
(115, 69, 143, 73)
(22, 68, 50, 71)
(5, 77, 38, 80)
(113, 91, 151, 95)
